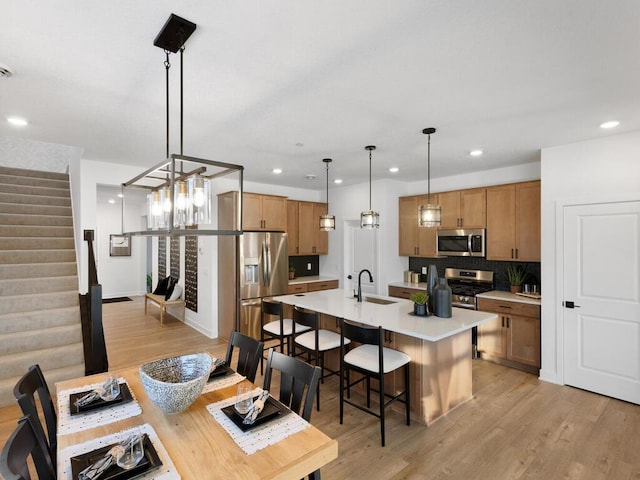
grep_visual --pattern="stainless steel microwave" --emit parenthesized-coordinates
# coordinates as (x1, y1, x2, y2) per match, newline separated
(436, 228, 486, 257)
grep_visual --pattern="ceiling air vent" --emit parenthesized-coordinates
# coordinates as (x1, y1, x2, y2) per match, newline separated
(0, 63, 15, 79)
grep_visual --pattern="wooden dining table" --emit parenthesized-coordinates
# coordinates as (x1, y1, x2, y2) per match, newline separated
(55, 365, 338, 479)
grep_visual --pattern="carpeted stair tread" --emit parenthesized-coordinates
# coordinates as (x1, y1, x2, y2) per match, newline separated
(0, 275, 78, 296)
(0, 306, 80, 334)
(0, 225, 74, 238)
(0, 183, 71, 198)
(0, 262, 77, 279)
(0, 249, 76, 264)
(0, 166, 85, 408)
(0, 237, 75, 250)
(0, 213, 73, 226)
(0, 324, 83, 356)
(0, 360, 86, 407)
(0, 192, 71, 207)
(0, 173, 69, 190)
(0, 202, 72, 216)
(0, 290, 79, 315)
(0, 166, 69, 182)
(0, 342, 85, 379)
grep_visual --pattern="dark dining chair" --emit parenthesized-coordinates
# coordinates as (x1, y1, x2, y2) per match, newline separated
(0, 415, 56, 480)
(225, 330, 264, 383)
(291, 306, 349, 411)
(13, 364, 57, 469)
(262, 349, 322, 480)
(339, 320, 411, 447)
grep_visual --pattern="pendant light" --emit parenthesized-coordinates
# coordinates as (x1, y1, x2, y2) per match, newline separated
(145, 14, 213, 229)
(418, 128, 442, 227)
(360, 145, 380, 229)
(319, 158, 335, 231)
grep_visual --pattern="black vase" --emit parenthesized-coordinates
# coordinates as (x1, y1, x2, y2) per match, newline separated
(433, 277, 452, 318)
(426, 264, 438, 312)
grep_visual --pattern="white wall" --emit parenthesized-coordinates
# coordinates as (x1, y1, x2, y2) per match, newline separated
(407, 161, 541, 195)
(320, 179, 408, 293)
(96, 187, 147, 298)
(540, 130, 640, 384)
(70, 159, 147, 293)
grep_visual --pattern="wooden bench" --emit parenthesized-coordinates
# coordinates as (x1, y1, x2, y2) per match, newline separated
(144, 293, 185, 326)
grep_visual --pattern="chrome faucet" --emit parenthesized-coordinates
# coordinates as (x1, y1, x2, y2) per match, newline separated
(357, 269, 373, 302)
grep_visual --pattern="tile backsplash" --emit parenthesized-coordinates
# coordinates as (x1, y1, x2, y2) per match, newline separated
(289, 255, 319, 277)
(408, 256, 541, 292)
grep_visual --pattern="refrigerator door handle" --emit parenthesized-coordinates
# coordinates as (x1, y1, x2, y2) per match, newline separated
(262, 242, 271, 286)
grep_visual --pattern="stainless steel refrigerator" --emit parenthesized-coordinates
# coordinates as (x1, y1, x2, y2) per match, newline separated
(237, 232, 288, 340)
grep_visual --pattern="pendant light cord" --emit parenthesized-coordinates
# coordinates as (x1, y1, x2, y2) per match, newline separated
(164, 52, 171, 159)
(180, 46, 184, 156)
(427, 133, 431, 205)
(326, 161, 329, 207)
(369, 148, 372, 210)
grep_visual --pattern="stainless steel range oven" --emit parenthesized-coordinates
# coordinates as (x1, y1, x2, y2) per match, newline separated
(444, 268, 494, 358)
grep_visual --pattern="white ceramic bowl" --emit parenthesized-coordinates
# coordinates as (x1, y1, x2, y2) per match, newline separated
(139, 353, 213, 414)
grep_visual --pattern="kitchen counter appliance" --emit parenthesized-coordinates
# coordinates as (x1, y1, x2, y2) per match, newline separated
(436, 228, 485, 257)
(445, 268, 494, 358)
(238, 232, 289, 339)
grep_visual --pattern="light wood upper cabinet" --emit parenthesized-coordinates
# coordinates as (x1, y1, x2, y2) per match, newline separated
(287, 200, 329, 255)
(486, 181, 540, 261)
(242, 192, 287, 231)
(287, 200, 299, 256)
(438, 188, 486, 229)
(515, 182, 541, 262)
(398, 194, 437, 257)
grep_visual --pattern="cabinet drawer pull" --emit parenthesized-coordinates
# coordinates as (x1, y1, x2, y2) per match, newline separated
(515, 248, 519, 259)
(498, 305, 512, 309)
(501, 317, 505, 327)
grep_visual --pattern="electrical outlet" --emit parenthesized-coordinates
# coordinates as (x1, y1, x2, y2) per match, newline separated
(307, 263, 312, 270)
(422, 266, 427, 274)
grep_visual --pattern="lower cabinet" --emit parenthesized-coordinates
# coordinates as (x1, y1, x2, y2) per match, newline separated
(477, 297, 540, 373)
(382, 331, 422, 420)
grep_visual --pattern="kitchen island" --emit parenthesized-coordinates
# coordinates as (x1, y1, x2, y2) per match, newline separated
(274, 288, 497, 425)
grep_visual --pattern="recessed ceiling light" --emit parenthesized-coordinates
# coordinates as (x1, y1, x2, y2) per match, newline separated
(272, 168, 282, 174)
(334, 179, 343, 184)
(108, 199, 116, 204)
(470, 149, 483, 157)
(600, 121, 619, 129)
(305, 174, 316, 180)
(7, 116, 28, 127)
(389, 167, 399, 173)
(117, 193, 124, 198)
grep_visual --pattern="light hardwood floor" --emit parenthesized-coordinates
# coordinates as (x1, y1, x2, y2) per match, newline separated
(2, 296, 639, 479)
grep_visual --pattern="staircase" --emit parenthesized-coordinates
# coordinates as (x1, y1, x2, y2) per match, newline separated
(0, 166, 85, 406)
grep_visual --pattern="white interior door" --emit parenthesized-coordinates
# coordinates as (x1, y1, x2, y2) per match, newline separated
(343, 219, 378, 295)
(563, 200, 640, 404)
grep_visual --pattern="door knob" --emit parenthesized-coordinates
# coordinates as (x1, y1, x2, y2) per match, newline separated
(563, 301, 581, 308)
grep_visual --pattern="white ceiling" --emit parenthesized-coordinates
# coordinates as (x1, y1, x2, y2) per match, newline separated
(1, 1, 639, 189)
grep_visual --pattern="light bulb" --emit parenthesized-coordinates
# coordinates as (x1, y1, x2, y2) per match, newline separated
(193, 188, 206, 207)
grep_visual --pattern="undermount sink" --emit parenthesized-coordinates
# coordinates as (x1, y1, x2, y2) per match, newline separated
(364, 296, 397, 305)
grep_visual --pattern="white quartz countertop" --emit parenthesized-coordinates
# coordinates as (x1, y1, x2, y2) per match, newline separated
(274, 288, 497, 342)
(289, 275, 339, 286)
(476, 290, 541, 306)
